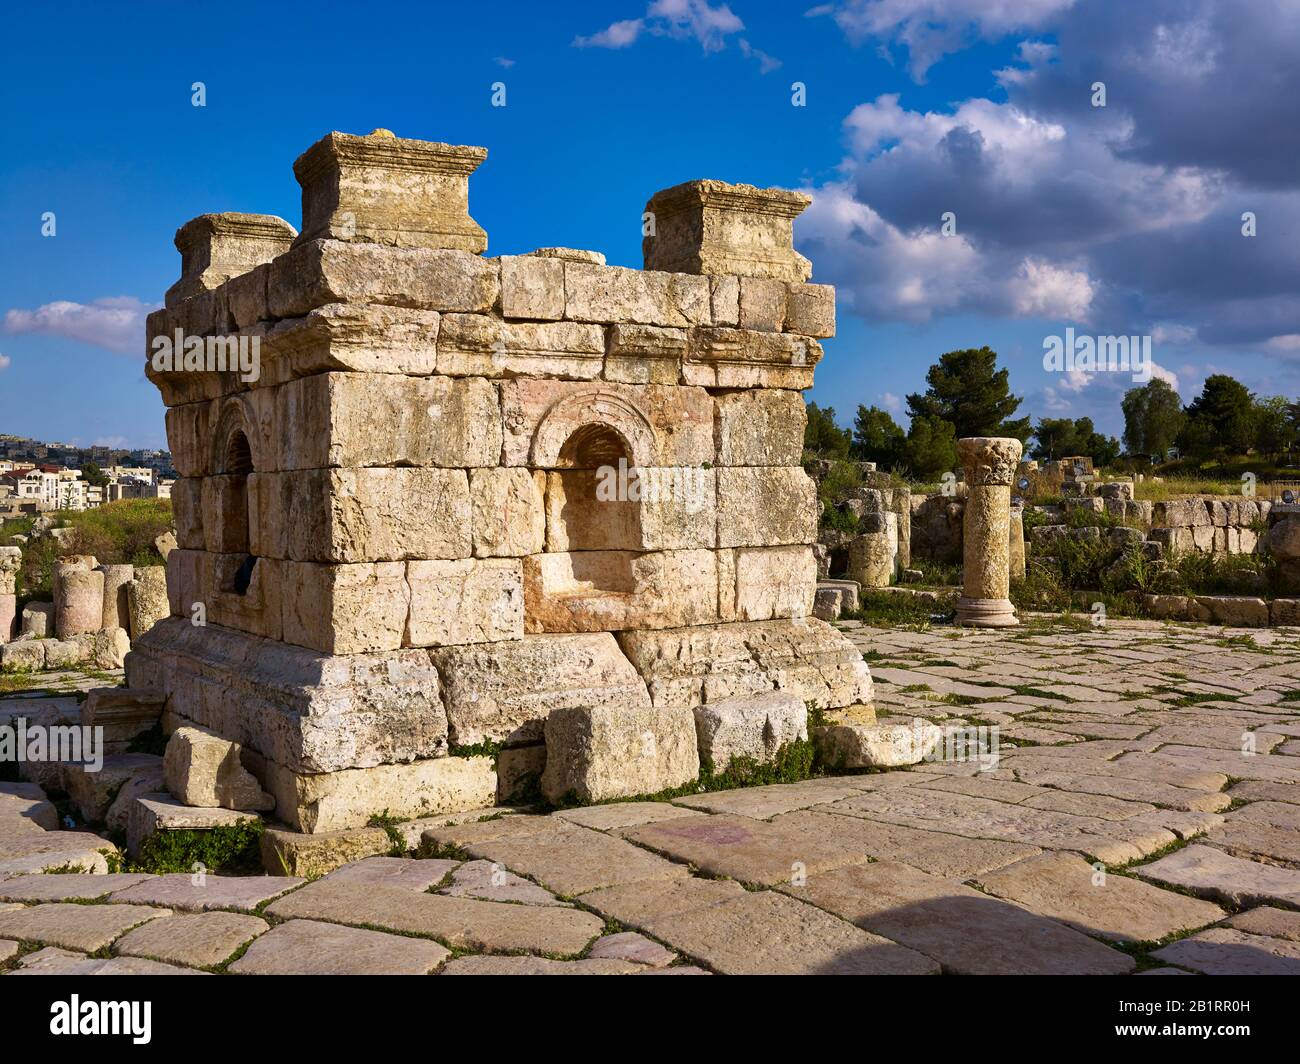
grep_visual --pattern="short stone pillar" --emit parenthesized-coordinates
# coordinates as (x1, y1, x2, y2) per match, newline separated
(166, 212, 297, 307)
(100, 563, 135, 632)
(956, 437, 1023, 628)
(0, 546, 20, 642)
(1008, 503, 1026, 580)
(56, 568, 106, 639)
(293, 129, 488, 252)
(642, 179, 812, 281)
(128, 566, 170, 640)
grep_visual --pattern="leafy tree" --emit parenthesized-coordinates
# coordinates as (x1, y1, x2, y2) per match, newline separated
(1032, 416, 1120, 467)
(1179, 374, 1256, 457)
(1121, 378, 1185, 459)
(852, 405, 905, 468)
(906, 346, 1029, 441)
(803, 402, 852, 457)
(1254, 395, 1296, 460)
(901, 415, 958, 481)
(79, 462, 109, 488)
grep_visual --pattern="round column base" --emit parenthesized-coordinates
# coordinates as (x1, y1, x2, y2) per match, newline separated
(955, 596, 1019, 628)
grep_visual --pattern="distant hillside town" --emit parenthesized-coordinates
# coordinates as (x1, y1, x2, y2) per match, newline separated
(0, 433, 175, 518)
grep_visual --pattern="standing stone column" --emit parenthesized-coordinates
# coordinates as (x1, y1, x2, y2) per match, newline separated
(956, 437, 1023, 628)
(1008, 502, 1026, 580)
(100, 563, 135, 631)
(0, 546, 21, 642)
(57, 568, 106, 639)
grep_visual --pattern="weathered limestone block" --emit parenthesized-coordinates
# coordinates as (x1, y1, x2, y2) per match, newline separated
(640, 467, 717, 550)
(1196, 595, 1269, 627)
(166, 212, 297, 307)
(500, 379, 715, 468)
(784, 283, 836, 338)
(815, 719, 942, 769)
(82, 687, 166, 751)
(293, 130, 488, 252)
(428, 632, 652, 746)
(1149, 526, 1193, 556)
(44, 635, 93, 670)
(710, 275, 739, 326)
(737, 276, 788, 332)
(130, 618, 448, 774)
(1141, 595, 1213, 622)
(523, 549, 719, 633)
(685, 328, 821, 389)
(208, 555, 285, 642)
(201, 474, 249, 554)
(127, 793, 261, 859)
(717, 467, 818, 548)
(729, 545, 817, 622)
(1154, 498, 1211, 528)
(127, 566, 169, 640)
(500, 254, 564, 320)
(171, 478, 204, 549)
(164, 401, 213, 475)
(164, 725, 274, 812)
(956, 437, 1022, 628)
(438, 314, 605, 379)
(262, 303, 441, 380)
(281, 561, 409, 654)
(260, 756, 497, 834)
(847, 526, 896, 590)
(0, 592, 15, 643)
(275, 371, 501, 470)
(92, 627, 132, 670)
(563, 262, 711, 328)
(470, 468, 546, 557)
(269, 239, 498, 320)
(617, 618, 873, 712)
(1, 639, 46, 673)
(406, 558, 523, 646)
(693, 692, 808, 773)
(268, 467, 472, 563)
(0, 549, 17, 642)
(1271, 599, 1300, 625)
(20, 602, 54, 639)
(56, 568, 105, 640)
(540, 703, 699, 804)
(642, 180, 812, 282)
(1009, 505, 1026, 580)
(713, 389, 806, 466)
(605, 324, 688, 385)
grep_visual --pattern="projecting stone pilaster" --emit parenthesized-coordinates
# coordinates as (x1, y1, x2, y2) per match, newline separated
(166, 213, 298, 308)
(956, 437, 1023, 628)
(642, 179, 812, 282)
(293, 129, 488, 252)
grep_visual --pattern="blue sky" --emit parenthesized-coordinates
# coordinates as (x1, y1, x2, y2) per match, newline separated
(2, 0, 1297, 449)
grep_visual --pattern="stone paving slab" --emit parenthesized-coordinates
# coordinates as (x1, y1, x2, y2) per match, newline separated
(440, 859, 567, 906)
(781, 860, 1134, 975)
(266, 879, 604, 956)
(452, 823, 692, 897)
(794, 808, 1041, 877)
(13, 946, 204, 975)
(669, 778, 881, 819)
(1151, 928, 1300, 975)
(322, 856, 458, 892)
(623, 813, 872, 887)
(1205, 820, 1300, 864)
(1227, 781, 1300, 805)
(230, 919, 450, 975)
(1136, 844, 1300, 907)
(1227, 800, 1300, 830)
(441, 955, 644, 975)
(972, 851, 1226, 943)
(0, 938, 17, 963)
(0, 872, 154, 903)
(115, 911, 269, 969)
(1225, 906, 1300, 942)
(588, 930, 677, 967)
(0, 902, 169, 952)
(553, 802, 705, 831)
(108, 873, 305, 912)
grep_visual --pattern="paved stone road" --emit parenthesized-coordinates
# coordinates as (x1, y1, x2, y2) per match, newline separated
(4, 618, 1300, 975)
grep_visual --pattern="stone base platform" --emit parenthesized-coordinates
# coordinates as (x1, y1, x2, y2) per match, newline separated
(124, 616, 872, 833)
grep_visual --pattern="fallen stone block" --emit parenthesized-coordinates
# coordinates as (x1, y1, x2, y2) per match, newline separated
(126, 793, 261, 859)
(693, 692, 808, 774)
(815, 719, 942, 769)
(163, 725, 275, 813)
(541, 703, 699, 804)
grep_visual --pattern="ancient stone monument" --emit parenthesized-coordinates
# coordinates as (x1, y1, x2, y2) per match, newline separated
(955, 436, 1022, 628)
(129, 128, 872, 833)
